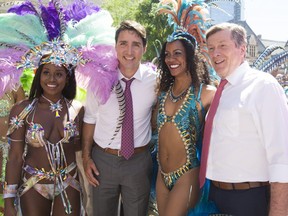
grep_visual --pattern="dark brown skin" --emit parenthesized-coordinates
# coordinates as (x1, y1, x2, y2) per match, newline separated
(4, 64, 84, 216)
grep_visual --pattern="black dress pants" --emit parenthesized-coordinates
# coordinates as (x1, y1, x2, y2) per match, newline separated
(209, 183, 270, 216)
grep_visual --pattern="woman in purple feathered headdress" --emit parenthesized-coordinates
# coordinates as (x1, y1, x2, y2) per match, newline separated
(1, 1, 118, 215)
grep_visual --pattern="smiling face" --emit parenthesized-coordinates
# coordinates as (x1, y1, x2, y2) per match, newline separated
(164, 40, 188, 78)
(207, 29, 246, 79)
(40, 63, 67, 99)
(115, 29, 146, 78)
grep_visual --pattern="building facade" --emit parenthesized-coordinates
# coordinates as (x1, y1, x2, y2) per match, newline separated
(207, 0, 287, 77)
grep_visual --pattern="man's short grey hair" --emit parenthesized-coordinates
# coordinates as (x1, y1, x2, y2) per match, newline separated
(206, 23, 247, 48)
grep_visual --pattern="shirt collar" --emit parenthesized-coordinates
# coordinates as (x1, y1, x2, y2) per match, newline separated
(226, 61, 250, 86)
(118, 64, 145, 81)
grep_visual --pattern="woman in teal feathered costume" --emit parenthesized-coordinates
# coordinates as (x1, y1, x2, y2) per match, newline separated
(154, 1, 220, 215)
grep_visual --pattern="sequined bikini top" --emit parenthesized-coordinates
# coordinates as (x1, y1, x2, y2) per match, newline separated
(8, 98, 79, 148)
(25, 121, 78, 148)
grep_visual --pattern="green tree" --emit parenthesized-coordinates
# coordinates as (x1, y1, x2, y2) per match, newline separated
(102, 0, 172, 62)
(101, 0, 139, 25)
(134, 0, 173, 62)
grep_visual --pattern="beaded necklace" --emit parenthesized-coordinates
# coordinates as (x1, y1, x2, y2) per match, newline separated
(41, 95, 63, 118)
(168, 85, 189, 103)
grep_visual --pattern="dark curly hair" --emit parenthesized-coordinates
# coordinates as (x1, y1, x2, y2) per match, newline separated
(158, 38, 211, 92)
(28, 64, 77, 100)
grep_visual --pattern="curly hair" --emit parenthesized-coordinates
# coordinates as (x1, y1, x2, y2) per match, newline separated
(158, 38, 211, 93)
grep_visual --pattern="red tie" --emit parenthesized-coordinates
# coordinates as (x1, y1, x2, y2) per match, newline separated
(120, 78, 135, 160)
(199, 79, 228, 188)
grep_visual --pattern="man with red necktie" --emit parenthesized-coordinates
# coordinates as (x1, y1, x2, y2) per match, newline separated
(200, 23, 288, 216)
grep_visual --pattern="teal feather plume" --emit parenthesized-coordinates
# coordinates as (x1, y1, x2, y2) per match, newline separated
(0, 0, 119, 103)
(158, 0, 218, 79)
(64, 10, 115, 47)
(0, 13, 48, 47)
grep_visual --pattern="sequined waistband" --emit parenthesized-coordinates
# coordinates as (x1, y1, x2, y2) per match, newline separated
(23, 162, 76, 181)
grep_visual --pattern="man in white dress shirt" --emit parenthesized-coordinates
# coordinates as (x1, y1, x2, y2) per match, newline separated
(82, 20, 157, 216)
(204, 22, 288, 216)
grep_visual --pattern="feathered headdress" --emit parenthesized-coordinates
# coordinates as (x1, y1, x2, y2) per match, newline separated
(0, 0, 118, 104)
(158, 0, 216, 77)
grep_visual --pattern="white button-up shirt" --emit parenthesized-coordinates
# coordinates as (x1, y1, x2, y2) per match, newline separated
(84, 64, 157, 149)
(206, 61, 288, 183)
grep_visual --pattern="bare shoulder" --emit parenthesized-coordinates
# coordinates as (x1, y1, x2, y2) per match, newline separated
(202, 84, 217, 92)
(200, 84, 216, 110)
(13, 86, 26, 102)
(9, 99, 33, 117)
(201, 84, 216, 100)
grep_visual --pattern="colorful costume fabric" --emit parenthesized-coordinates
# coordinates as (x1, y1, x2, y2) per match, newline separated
(0, 1, 119, 216)
(155, 0, 221, 215)
(157, 84, 204, 190)
(7, 98, 85, 215)
(156, 84, 219, 215)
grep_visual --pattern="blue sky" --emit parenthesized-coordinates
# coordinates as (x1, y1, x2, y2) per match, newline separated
(245, 0, 288, 42)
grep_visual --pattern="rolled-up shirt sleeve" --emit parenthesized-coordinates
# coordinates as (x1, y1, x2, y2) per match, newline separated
(257, 80, 288, 182)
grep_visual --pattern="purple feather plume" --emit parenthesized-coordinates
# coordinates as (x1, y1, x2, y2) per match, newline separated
(8, 1, 38, 15)
(8, 1, 62, 41)
(0, 47, 27, 97)
(77, 44, 118, 104)
(40, 2, 62, 40)
(64, 0, 101, 22)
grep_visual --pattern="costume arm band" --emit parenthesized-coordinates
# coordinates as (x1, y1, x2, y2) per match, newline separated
(3, 182, 18, 199)
(7, 99, 37, 136)
(7, 137, 24, 143)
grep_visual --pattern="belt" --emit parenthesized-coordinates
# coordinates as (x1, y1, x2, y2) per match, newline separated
(212, 180, 269, 190)
(95, 144, 148, 157)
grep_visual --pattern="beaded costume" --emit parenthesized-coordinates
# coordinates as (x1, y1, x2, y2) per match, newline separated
(1, 2, 118, 215)
(7, 98, 84, 215)
(156, 0, 220, 214)
(157, 84, 205, 190)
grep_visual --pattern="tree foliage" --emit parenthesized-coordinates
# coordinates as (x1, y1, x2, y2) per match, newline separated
(101, 0, 172, 62)
(101, 0, 139, 25)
